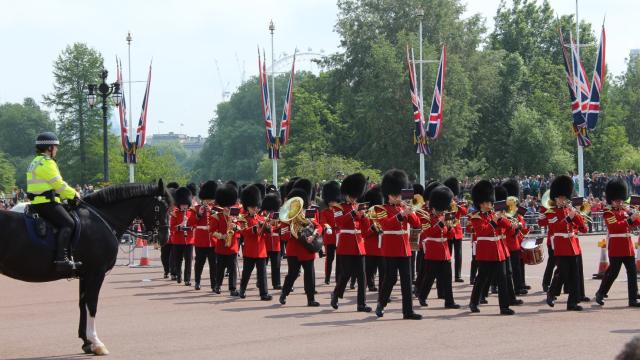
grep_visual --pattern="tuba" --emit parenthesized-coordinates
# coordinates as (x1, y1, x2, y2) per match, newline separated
(279, 197, 323, 253)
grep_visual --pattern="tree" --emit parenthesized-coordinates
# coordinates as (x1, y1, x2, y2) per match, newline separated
(43, 43, 106, 185)
(0, 151, 16, 193)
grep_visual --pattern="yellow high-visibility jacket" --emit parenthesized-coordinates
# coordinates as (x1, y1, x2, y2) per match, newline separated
(26, 154, 77, 204)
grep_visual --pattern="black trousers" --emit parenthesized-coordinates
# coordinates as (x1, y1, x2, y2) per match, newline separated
(447, 239, 463, 279)
(418, 260, 455, 305)
(31, 202, 75, 259)
(240, 257, 268, 296)
(161, 244, 173, 275)
(194, 247, 216, 288)
(470, 261, 510, 310)
(215, 253, 238, 291)
(325, 244, 336, 283)
(334, 255, 366, 307)
(542, 244, 555, 289)
(365, 255, 384, 289)
(268, 251, 282, 288)
(597, 256, 638, 303)
(170, 244, 193, 282)
(510, 250, 525, 290)
(378, 257, 415, 316)
(282, 256, 316, 302)
(549, 255, 579, 308)
(410, 250, 417, 282)
(470, 255, 478, 283)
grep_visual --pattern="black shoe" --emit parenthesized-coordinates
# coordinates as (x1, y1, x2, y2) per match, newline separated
(350, 284, 356, 290)
(330, 291, 339, 310)
(524, 285, 531, 290)
(307, 301, 320, 307)
(445, 303, 461, 309)
(194, 283, 201, 291)
(273, 285, 282, 290)
(324, 279, 330, 285)
(480, 298, 488, 305)
(469, 304, 480, 313)
(279, 293, 286, 305)
(213, 287, 221, 294)
(455, 278, 464, 283)
(238, 290, 246, 299)
(375, 303, 384, 318)
(580, 296, 591, 303)
(510, 299, 524, 306)
(171, 275, 177, 281)
(500, 308, 515, 315)
(230, 290, 239, 297)
(261, 294, 273, 301)
(629, 302, 640, 307)
(368, 286, 378, 292)
(515, 289, 528, 296)
(595, 292, 605, 306)
(418, 298, 428, 307)
(546, 294, 555, 307)
(567, 305, 583, 311)
(403, 312, 422, 320)
(357, 305, 372, 312)
(184, 281, 191, 287)
(54, 260, 74, 273)
(490, 286, 498, 294)
(177, 278, 182, 284)
(163, 273, 169, 279)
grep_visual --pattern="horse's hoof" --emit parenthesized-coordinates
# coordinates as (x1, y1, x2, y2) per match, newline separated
(92, 344, 110, 356)
(82, 342, 93, 354)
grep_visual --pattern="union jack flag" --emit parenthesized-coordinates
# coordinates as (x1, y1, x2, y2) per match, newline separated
(427, 45, 446, 140)
(116, 58, 135, 163)
(406, 46, 428, 154)
(571, 35, 591, 118)
(559, 29, 590, 147)
(587, 25, 606, 131)
(258, 49, 276, 150)
(279, 52, 295, 147)
(135, 61, 152, 151)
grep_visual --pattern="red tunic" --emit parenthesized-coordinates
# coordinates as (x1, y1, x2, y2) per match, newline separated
(378, 204, 421, 258)
(318, 205, 340, 246)
(285, 219, 321, 262)
(334, 203, 366, 256)
(451, 204, 468, 240)
(604, 207, 640, 257)
(169, 208, 197, 245)
(539, 207, 588, 257)
(193, 205, 216, 248)
(362, 216, 382, 256)
(505, 214, 529, 252)
(240, 214, 268, 258)
(265, 222, 281, 253)
(209, 212, 239, 255)
(469, 211, 511, 262)
(423, 211, 451, 261)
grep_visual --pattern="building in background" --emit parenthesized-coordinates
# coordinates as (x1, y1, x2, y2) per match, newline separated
(147, 132, 207, 155)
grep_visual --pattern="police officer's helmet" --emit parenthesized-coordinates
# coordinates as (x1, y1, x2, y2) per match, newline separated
(35, 132, 60, 152)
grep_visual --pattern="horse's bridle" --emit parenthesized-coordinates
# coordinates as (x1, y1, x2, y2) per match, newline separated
(125, 196, 169, 243)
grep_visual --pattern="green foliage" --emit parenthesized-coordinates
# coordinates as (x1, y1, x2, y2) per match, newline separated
(0, 151, 16, 193)
(43, 43, 107, 185)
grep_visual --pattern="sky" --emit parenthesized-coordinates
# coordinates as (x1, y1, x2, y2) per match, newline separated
(0, 0, 637, 138)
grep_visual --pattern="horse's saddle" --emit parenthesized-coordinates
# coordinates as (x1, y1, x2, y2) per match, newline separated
(22, 206, 81, 249)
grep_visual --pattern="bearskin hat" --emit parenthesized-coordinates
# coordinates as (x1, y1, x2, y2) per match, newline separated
(494, 185, 508, 202)
(443, 177, 460, 197)
(253, 183, 267, 199)
(424, 181, 441, 201)
(175, 187, 192, 206)
(186, 182, 198, 196)
(381, 169, 409, 197)
(266, 184, 278, 194)
(292, 178, 312, 197)
(287, 188, 309, 209)
(363, 186, 384, 206)
(429, 185, 454, 212)
(471, 180, 495, 208)
(322, 181, 341, 204)
(412, 183, 425, 198)
(241, 185, 262, 209)
(261, 193, 282, 212)
(502, 179, 520, 198)
(166, 182, 180, 190)
(215, 184, 238, 208)
(550, 175, 573, 200)
(341, 173, 367, 199)
(605, 177, 628, 204)
(226, 180, 238, 190)
(198, 180, 218, 200)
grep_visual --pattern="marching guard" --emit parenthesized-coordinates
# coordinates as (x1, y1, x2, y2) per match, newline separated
(193, 181, 218, 291)
(443, 177, 467, 283)
(169, 187, 197, 286)
(319, 181, 341, 284)
(262, 193, 283, 290)
(210, 184, 240, 296)
(363, 187, 385, 292)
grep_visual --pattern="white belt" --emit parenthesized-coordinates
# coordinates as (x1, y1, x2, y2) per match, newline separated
(196, 226, 209, 230)
(270, 233, 279, 237)
(609, 233, 631, 238)
(424, 237, 447, 243)
(383, 230, 407, 235)
(338, 229, 361, 234)
(477, 236, 500, 241)
(553, 233, 576, 238)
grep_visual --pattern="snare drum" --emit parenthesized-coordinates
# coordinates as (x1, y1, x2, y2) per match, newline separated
(409, 228, 421, 251)
(521, 237, 544, 265)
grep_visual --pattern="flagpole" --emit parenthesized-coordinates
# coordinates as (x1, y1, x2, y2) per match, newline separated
(269, 20, 278, 187)
(575, 0, 584, 196)
(127, 32, 135, 183)
(418, 9, 425, 187)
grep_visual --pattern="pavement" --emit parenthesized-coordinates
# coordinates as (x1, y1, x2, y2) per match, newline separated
(1, 234, 639, 359)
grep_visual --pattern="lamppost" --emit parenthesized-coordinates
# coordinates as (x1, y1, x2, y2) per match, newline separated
(87, 70, 121, 183)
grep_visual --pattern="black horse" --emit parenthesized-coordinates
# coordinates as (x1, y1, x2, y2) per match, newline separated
(0, 180, 171, 355)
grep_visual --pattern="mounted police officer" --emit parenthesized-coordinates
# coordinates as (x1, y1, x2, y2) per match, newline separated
(27, 132, 80, 272)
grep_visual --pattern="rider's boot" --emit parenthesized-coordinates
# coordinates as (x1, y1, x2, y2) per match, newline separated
(54, 228, 80, 272)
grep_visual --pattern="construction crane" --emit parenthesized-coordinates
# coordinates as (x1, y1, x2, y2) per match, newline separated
(235, 52, 246, 85)
(214, 59, 231, 101)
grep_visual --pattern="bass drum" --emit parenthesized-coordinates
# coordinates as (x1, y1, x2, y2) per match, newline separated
(521, 237, 545, 265)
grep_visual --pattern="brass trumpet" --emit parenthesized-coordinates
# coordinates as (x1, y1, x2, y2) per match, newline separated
(410, 194, 431, 221)
(366, 205, 387, 233)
